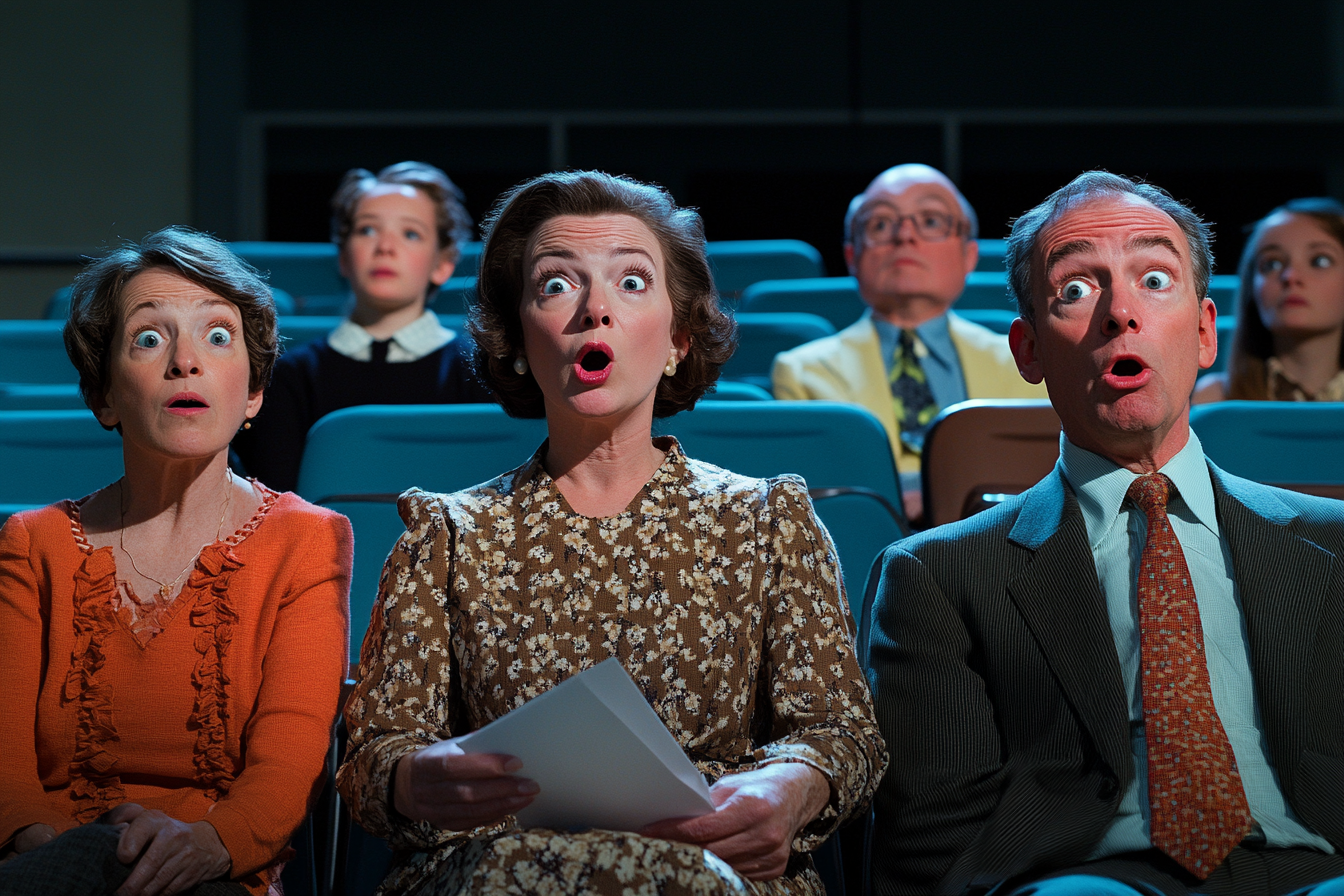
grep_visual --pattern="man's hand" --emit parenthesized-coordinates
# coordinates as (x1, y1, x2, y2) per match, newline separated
(106, 804, 231, 896)
(640, 763, 831, 881)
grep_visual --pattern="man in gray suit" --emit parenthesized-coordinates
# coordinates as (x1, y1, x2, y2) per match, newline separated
(869, 171, 1344, 896)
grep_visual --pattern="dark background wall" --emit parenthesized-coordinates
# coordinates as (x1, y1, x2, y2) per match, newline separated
(6, 1, 1344, 315)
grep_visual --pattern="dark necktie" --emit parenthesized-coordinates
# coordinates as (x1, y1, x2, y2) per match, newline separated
(889, 328, 938, 454)
(1127, 473, 1252, 879)
(369, 339, 391, 364)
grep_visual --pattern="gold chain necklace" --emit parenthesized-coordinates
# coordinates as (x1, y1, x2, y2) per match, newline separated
(119, 468, 234, 600)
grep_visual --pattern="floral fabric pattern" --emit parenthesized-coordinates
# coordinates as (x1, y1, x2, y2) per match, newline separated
(337, 439, 886, 896)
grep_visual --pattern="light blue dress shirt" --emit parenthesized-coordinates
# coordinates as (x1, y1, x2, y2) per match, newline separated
(1058, 431, 1334, 859)
(869, 312, 969, 413)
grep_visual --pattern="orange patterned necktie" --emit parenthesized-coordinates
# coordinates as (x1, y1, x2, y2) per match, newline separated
(1127, 473, 1252, 879)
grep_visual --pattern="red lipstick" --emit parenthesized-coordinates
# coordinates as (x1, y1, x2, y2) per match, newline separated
(574, 342, 614, 385)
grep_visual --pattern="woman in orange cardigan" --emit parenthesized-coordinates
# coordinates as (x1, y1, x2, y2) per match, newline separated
(0, 227, 352, 896)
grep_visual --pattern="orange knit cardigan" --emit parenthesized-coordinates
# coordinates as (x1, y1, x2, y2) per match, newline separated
(0, 488, 351, 894)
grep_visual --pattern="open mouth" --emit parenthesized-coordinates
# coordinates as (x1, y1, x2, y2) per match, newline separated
(1110, 358, 1143, 378)
(167, 394, 209, 412)
(574, 342, 614, 384)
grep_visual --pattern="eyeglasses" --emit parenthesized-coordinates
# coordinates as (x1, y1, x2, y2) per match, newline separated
(857, 210, 964, 244)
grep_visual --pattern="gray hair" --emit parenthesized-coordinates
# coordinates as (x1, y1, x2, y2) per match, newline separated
(1005, 171, 1213, 322)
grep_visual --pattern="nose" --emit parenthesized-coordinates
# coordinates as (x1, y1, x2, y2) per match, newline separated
(891, 215, 920, 244)
(374, 229, 397, 254)
(168, 339, 201, 378)
(1099, 281, 1142, 337)
(580, 285, 613, 329)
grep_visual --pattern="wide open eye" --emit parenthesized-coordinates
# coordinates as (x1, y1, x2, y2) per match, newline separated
(1312, 253, 1336, 269)
(542, 276, 572, 295)
(1060, 278, 1098, 302)
(207, 326, 232, 346)
(619, 274, 646, 291)
(133, 330, 163, 349)
(1256, 256, 1284, 275)
(1140, 270, 1172, 290)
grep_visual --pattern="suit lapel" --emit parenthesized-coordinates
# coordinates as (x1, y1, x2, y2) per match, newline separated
(1212, 466, 1333, 785)
(1007, 471, 1132, 780)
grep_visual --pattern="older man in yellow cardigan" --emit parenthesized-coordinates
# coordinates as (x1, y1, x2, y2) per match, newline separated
(773, 165, 1044, 521)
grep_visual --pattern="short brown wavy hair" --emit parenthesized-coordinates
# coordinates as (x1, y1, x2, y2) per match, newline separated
(64, 226, 280, 425)
(469, 171, 736, 419)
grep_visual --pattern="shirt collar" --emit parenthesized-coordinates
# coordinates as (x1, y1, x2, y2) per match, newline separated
(1059, 427, 1219, 548)
(326, 310, 456, 362)
(869, 310, 957, 367)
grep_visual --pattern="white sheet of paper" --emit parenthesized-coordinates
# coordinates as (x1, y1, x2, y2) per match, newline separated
(456, 657, 715, 831)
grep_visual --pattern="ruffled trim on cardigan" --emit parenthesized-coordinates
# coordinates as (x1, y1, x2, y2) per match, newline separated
(187, 543, 244, 798)
(60, 483, 281, 813)
(62, 540, 126, 822)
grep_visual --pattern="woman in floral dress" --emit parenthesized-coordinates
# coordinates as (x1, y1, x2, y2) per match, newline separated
(336, 171, 886, 896)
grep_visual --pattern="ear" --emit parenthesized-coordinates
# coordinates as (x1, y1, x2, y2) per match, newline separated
(1196, 296, 1218, 371)
(93, 392, 120, 429)
(961, 238, 980, 276)
(430, 250, 455, 288)
(672, 328, 691, 362)
(843, 242, 857, 277)
(246, 388, 264, 421)
(1009, 316, 1045, 385)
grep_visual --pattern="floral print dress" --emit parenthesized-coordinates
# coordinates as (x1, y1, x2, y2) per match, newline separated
(336, 438, 886, 896)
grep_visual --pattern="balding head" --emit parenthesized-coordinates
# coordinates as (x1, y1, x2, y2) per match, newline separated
(844, 164, 980, 328)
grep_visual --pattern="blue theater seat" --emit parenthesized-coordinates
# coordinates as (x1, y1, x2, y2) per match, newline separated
(706, 239, 825, 298)
(1191, 401, 1344, 498)
(0, 410, 124, 525)
(739, 277, 866, 331)
(0, 320, 78, 384)
(722, 312, 835, 390)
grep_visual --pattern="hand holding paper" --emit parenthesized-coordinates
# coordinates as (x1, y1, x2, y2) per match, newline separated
(455, 658, 715, 832)
(394, 738, 539, 831)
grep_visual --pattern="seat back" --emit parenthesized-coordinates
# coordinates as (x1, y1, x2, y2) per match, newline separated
(0, 320, 78, 384)
(659, 401, 902, 509)
(1207, 274, 1238, 316)
(738, 277, 866, 331)
(1191, 401, 1344, 498)
(809, 488, 908, 620)
(706, 239, 825, 298)
(976, 239, 1008, 273)
(721, 312, 835, 390)
(0, 410, 124, 522)
(922, 399, 1062, 526)
(954, 271, 1013, 311)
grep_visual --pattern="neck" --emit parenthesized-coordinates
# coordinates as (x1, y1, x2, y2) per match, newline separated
(867, 298, 945, 331)
(349, 298, 427, 341)
(1065, 414, 1192, 475)
(542, 409, 666, 518)
(1271, 327, 1343, 395)
(119, 449, 236, 529)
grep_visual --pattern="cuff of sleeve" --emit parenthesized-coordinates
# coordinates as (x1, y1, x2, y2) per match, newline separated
(757, 743, 843, 851)
(203, 805, 270, 877)
(0, 808, 75, 853)
(339, 733, 509, 852)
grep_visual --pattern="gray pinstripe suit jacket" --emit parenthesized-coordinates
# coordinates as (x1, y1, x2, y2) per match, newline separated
(869, 461, 1344, 896)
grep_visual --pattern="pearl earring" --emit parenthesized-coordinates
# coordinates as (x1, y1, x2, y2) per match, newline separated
(512, 356, 529, 375)
(664, 354, 678, 377)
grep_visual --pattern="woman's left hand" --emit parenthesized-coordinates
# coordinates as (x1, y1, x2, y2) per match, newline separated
(639, 762, 830, 881)
(104, 804, 232, 896)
